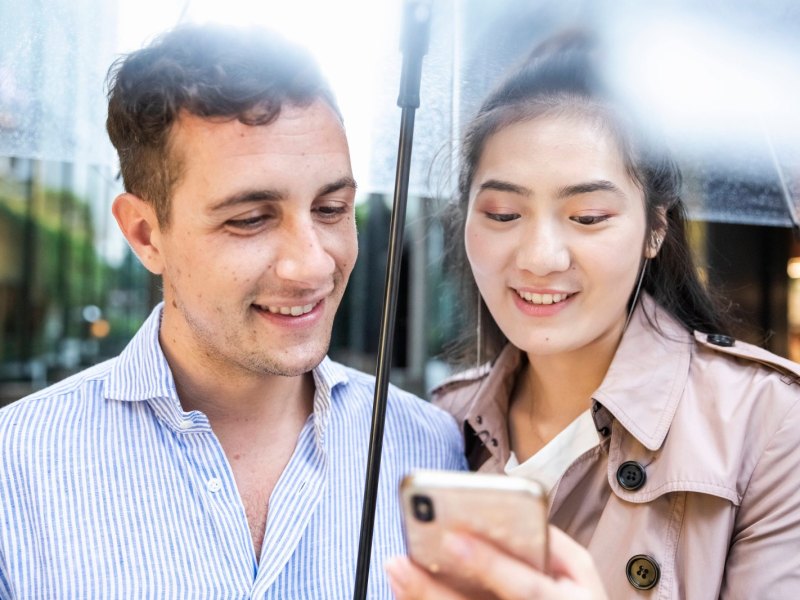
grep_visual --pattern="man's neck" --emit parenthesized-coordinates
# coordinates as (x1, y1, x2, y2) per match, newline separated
(177, 366, 314, 429)
(158, 330, 316, 432)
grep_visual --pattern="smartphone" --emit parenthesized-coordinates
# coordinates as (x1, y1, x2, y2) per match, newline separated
(400, 469, 548, 577)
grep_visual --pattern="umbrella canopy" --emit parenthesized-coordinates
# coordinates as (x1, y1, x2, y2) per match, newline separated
(365, 0, 800, 227)
(2, 0, 798, 226)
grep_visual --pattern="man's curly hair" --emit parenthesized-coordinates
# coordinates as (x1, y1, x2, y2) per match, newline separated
(106, 23, 340, 227)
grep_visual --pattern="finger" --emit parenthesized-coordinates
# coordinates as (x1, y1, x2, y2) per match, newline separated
(436, 531, 569, 600)
(385, 556, 466, 600)
(545, 526, 605, 592)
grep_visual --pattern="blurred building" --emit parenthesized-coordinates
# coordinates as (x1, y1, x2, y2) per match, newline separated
(0, 0, 156, 403)
(0, 0, 798, 407)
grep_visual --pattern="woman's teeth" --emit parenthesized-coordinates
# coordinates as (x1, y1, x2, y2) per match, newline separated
(517, 291, 570, 305)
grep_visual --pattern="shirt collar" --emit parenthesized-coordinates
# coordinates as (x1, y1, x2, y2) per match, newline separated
(104, 303, 351, 400)
(311, 355, 350, 399)
(308, 357, 349, 450)
(104, 302, 179, 403)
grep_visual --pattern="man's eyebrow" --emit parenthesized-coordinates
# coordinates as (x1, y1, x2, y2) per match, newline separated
(209, 176, 357, 212)
(210, 189, 283, 212)
(477, 179, 532, 196)
(556, 180, 625, 199)
(318, 176, 358, 197)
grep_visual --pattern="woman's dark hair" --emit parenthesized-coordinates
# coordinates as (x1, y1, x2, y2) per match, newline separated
(443, 30, 733, 368)
(106, 23, 340, 227)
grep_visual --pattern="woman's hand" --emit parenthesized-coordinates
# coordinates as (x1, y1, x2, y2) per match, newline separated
(385, 525, 607, 600)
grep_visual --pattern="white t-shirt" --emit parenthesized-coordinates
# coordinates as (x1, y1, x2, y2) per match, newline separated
(504, 409, 599, 495)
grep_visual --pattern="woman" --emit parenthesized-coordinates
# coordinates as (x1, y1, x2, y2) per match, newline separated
(386, 31, 800, 598)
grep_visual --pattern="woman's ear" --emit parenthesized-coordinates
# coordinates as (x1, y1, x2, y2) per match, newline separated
(645, 209, 668, 259)
(645, 229, 664, 259)
(112, 193, 165, 275)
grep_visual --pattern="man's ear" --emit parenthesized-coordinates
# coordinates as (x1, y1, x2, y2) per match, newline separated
(112, 193, 165, 275)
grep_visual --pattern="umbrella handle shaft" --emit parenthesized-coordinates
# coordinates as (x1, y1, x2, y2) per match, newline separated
(352, 4, 431, 597)
(352, 106, 417, 600)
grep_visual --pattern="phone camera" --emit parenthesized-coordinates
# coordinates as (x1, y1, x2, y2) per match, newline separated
(411, 494, 435, 522)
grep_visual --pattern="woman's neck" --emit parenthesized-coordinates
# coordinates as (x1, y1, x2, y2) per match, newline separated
(508, 324, 623, 461)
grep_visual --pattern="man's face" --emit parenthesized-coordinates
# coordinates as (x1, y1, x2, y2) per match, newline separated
(154, 100, 357, 379)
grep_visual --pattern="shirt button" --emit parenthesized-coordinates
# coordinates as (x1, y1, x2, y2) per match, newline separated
(207, 477, 222, 493)
(706, 333, 735, 347)
(179, 419, 193, 430)
(626, 554, 660, 590)
(617, 461, 647, 490)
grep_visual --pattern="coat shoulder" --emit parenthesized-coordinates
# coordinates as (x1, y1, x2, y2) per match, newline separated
(429, 363, 492, 414)
(693, 331, 800, 384)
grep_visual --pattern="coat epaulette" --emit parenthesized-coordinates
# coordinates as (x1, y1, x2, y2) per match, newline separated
(694, 331, 800, 384)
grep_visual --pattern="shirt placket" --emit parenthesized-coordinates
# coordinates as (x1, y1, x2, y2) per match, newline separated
(175, 413, 255, 593)
(252, 417, 329, 597)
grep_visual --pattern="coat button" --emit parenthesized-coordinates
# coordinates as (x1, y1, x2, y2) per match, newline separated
(626, 555, 660, 590)
(617, 461, 646, 490)
(706, 333, 735, 347)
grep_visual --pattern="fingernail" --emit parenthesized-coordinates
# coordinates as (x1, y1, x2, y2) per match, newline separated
(442, 531, 473, 561)
(385, 557, 411, 589)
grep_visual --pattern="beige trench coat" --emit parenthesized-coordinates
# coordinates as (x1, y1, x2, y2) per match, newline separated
(432, 295, 800, 599)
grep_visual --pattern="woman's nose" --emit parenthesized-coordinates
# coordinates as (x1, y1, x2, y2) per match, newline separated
(514, 222, 570, 276)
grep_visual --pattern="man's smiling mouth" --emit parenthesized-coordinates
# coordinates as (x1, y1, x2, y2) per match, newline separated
(253, 302, 318, 316)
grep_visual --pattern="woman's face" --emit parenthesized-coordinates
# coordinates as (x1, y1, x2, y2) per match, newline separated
(465, 113, 649, 360)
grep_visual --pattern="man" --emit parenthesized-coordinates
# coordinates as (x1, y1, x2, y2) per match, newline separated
(0, 24, 465, 598)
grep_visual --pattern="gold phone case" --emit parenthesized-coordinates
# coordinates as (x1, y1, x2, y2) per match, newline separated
(400, 469, 549, 574)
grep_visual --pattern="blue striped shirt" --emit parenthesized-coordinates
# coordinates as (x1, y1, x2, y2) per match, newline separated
(0, 305, 466, 599)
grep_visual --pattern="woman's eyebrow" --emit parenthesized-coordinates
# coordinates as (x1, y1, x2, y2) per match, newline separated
(477, 179, 532, 196)
(556, 180, 625, 199)
(477, 179, 625, 200)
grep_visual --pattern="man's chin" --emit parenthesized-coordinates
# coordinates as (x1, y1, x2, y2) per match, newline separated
(259, 349, 327, 378)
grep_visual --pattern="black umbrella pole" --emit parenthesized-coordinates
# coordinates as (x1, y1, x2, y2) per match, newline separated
(352, 3, 431, 597)
(352, 109, 417, 600)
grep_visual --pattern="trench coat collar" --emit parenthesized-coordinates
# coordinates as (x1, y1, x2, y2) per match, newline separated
(593, 294, 692, 451)
(443, 343, 523, 469)
(449, 294, 691, 461)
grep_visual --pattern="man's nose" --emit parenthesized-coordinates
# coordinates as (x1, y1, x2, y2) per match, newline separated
(515, 222, 570, 276)
(273, 221, 336, 286)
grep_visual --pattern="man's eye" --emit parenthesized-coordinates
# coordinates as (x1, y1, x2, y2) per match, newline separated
(571, 215, 609, 225)
(486, 212, 519, 223)
(226, 215, 268, 230)
(315, 205, 348, 219)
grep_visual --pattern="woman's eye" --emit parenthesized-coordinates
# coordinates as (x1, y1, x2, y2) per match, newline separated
(571, 214, 609, 225)
(486, 212, 519, 223)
